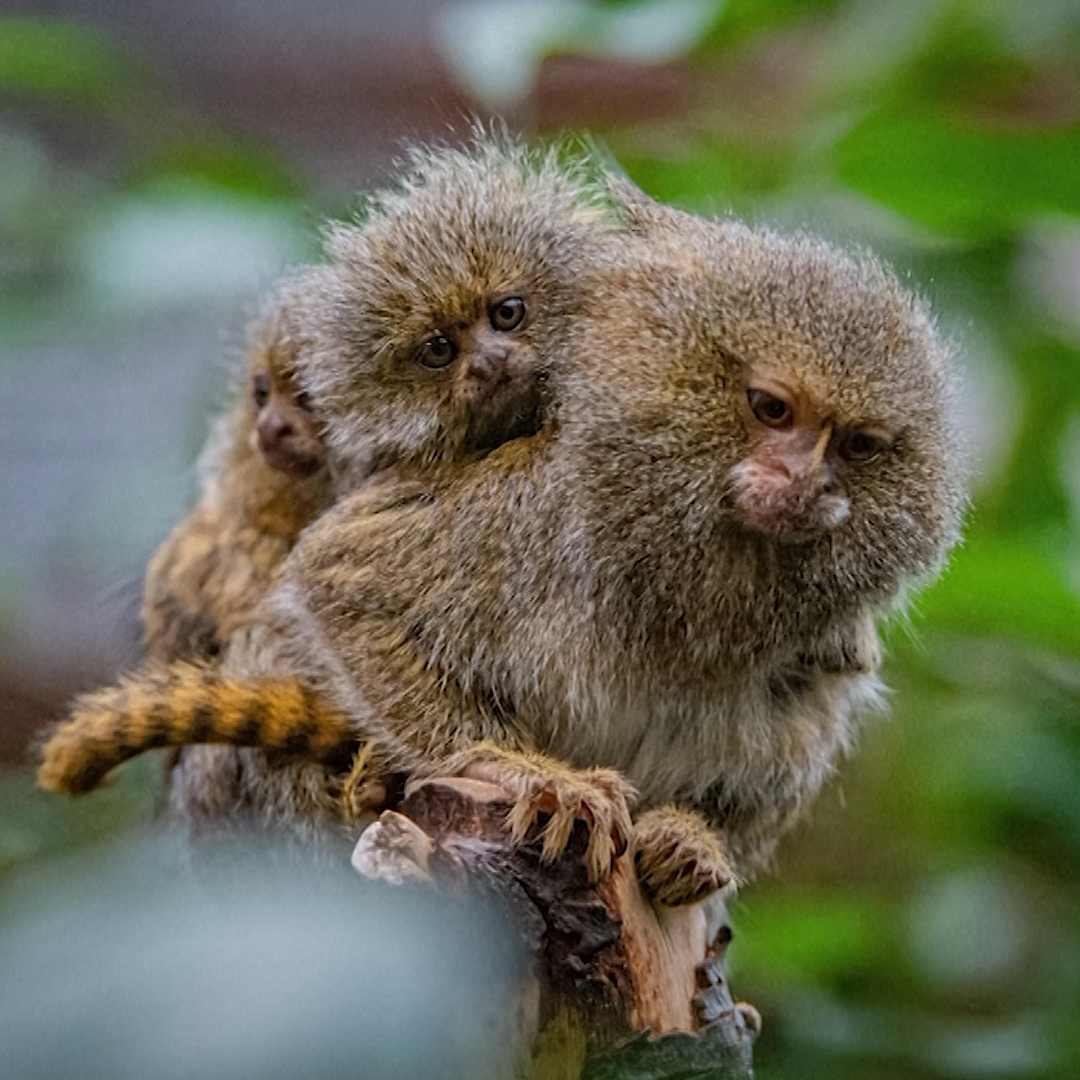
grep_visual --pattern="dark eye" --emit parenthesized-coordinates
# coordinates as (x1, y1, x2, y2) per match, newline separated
(252, 373, 271, 408)
(417, 334, 458, 369)
(294, 390, 312, 412)
(840, 429, 889, 463)
(748, 388, 793, 429)
(490, 297, 526, 332)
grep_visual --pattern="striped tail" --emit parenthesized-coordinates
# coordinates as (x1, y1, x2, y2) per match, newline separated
(38, 661, 358, 795)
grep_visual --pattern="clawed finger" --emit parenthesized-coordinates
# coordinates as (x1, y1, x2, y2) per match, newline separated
(454, 746, 634, 879)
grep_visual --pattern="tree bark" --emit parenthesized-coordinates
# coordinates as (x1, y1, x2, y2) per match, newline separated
(352, 777, 758, 1080)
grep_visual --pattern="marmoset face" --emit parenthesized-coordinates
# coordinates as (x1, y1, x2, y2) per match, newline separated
(730, 371, 897, 544)
(292, 142, 609, 483)
(249, 359, 326, 478)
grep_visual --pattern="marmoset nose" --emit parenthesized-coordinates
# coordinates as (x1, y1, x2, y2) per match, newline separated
(767, 425, 835, 488)
(466, 346, 509, 383)
(258, 408, 295, 446)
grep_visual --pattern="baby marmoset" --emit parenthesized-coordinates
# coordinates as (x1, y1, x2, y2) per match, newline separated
(142, 291, 331, 666)
(40, 138, 631, 848)
(140, 292, 341, 831)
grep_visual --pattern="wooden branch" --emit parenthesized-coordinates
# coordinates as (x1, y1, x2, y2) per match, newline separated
(351, 778, 758, 1080)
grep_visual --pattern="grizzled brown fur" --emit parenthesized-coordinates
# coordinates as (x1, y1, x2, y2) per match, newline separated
(293, 136, 613, 484)
(287, 187, 965, 883)
(40, 147, 965, 898)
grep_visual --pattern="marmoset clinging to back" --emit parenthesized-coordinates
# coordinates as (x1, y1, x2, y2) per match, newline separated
(271, 200, 962, 889)
(41, 137, 637, 857)
(291, 187, 964, 892)
(96, 292, 333, 832)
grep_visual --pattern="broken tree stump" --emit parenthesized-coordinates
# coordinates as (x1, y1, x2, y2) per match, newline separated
(351, 777, 758, 1080)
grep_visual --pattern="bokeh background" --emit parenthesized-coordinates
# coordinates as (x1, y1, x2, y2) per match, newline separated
(2, 1, 1080, 1077)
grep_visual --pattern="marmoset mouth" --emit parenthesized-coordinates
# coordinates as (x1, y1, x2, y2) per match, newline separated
(728, 458, 851, 543)
(262, 439, 326, 478)
(466, 380, 545, 451)
(733, 492, 852, 544)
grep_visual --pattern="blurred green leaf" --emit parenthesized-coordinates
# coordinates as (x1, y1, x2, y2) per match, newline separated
(835, 111, 1080, 237)
(887, 7, 1034, 111)
(731, 894, 891, 988)
(618, 136, 796, 209)
(960, 718, 1080, 853)
(699, 0, 841, 48)
(0, 18, 137, 106)
(133, 131, 305, 201)
(915, 536, 1080, 659)
(976, 335, 1080, 535)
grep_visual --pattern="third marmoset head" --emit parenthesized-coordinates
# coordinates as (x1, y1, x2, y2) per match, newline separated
(244, 302, 327, 479)
(292, 136, 614, 482)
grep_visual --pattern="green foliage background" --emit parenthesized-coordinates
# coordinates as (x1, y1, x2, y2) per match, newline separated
(2, 2, 1079, 1077)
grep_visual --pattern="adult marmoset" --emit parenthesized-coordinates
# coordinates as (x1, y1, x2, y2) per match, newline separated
(284, 189, 965, 891)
